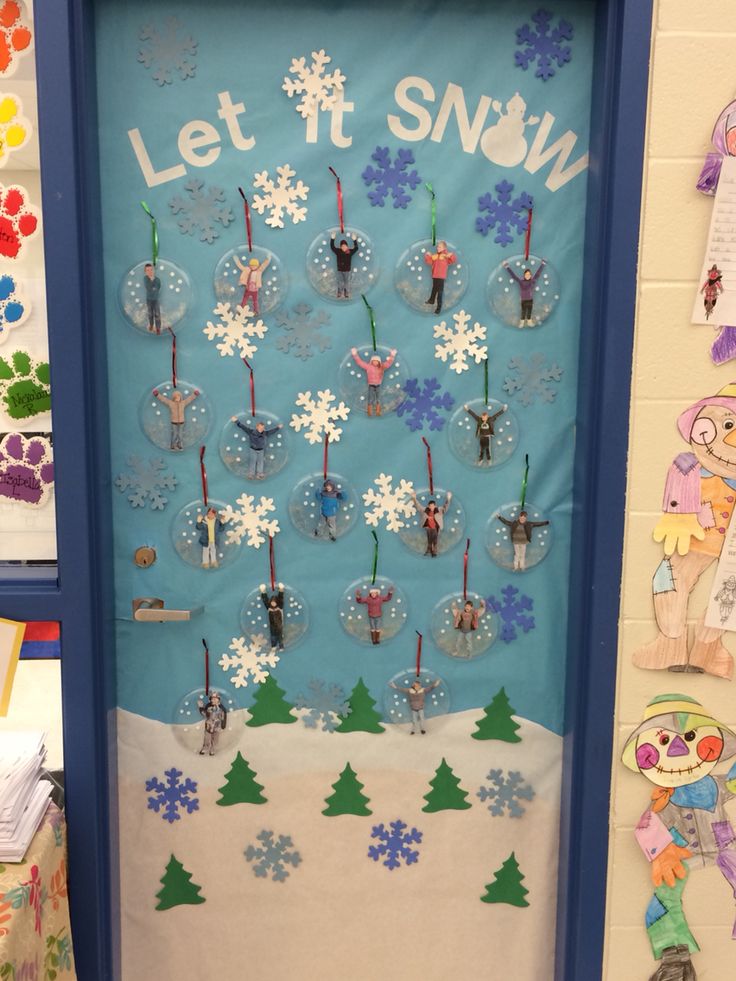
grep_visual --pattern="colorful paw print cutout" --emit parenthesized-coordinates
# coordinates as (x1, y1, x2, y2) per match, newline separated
(0, 273, 28, 342)
(0, 432, 54, 507)
(0, 93, 29, 165)
(0, 350, 50, 419)
(0, 184, 39, 258)
(0, 2, 32, 77)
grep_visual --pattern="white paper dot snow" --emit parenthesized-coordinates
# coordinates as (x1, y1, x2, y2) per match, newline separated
(213, 245, 287, 316)
(282, 48, 345, 118)
(362, 473, 415, 533)
(203, 301, 267, 359)
(433, 309, 487, 374)
(306, 228, 379, 302)
(290, 389, 350, 444)
(118, 258, 193, 336)
(252, 164, 309, 228)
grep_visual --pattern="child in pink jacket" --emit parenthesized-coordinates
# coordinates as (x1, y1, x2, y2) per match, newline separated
(424, 241, 456, 314)
(351, 347, 396, 416)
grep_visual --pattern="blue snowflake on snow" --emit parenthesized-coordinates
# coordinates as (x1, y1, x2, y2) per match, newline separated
(146, 768, 199, 823)
(245, 830, 301, 882)
(362, 146, 422, 209)
(137, 18, 197, 86)
(294, 679, 349, 732)
(477, 769, 535, 818)
(487, 585, 535, 643)
(476, 180, 533, 247)
(396, 377, 455, 433)
(168, 179, 234, 244)
(368, 819, 422, 870)
(515, 8, 574, 82)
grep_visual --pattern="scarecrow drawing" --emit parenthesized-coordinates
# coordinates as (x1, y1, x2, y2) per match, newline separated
(715, 576, 736, 626)
(700, 264, 724, 321)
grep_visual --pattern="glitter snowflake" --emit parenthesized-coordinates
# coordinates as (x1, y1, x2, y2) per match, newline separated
(290, 389, 350, 444)
(219, 634, 280, 689)
(222, 494, 279, 548)
(362, 473, 415, 533)
(252, 165, 309, 229)
(477, 769, 535, 818)
(368, 819, 422, 870)
(396, 377, 455, 433)
(137, 18, 197, 86)
(433, 310, 487, 375)
(245, 830, 302, 882)
(145, 768, 199, 824)
(294, 679, 350, 732)
(168, 179, 234, 244)
(503, 353, 563, 406)
(282, 49, 345, 118)
(275, 303, 331, 360)
(476, 180, 534, 247)
(114, 455, 176, 511)
(203, 301, 267, 359)
(487, 585, 535, 643)
(515, 8, 574, 82)
(361, 146, 422, 209)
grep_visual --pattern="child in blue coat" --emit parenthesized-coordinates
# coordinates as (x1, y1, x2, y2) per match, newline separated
(314, 479, 345, 541)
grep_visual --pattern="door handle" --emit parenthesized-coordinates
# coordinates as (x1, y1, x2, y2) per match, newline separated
(132, 597, 204, 622)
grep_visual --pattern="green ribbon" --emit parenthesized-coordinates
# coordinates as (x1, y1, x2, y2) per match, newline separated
(425, 182, 436, 246)
(140, 201, 159, 267)
(520, 454, 529, 510)
(370, 531, 379, 584)
(483, 358, 489, 404)
(361, 294, 377, 351)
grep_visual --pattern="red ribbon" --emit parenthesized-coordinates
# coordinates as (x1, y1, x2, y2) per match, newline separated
(242, 358, 256, 417)
(329, 166, 345, 234)
(168, 328, 177, 388)
(323, 435, 329, 480)
(238, 188, 253, 252)
(421, 437, 434, 495)
(415, 631, 423, 677)
(524, 208, 533, 261)
(463, 538, 470, 601)
(269, 535, 276, 591)
(202, 638, 209, 695)
(199, 445, 208, 506)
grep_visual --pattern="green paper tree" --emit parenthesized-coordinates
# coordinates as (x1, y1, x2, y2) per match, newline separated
(322, 762, 372, 816)
(472, 687, 521, 742)
(480, 852, 529, 907)
(155, 854, 206, 911)
(246, 674, 297, 727)
(336, 678, 385, 733)
(216, 751, 267, 806)
(422, 758, 472, 812)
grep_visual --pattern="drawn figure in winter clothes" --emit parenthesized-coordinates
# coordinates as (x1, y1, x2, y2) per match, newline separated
(153, 387, 199, 450)
(632, 384, 736, 680)
(697, 99, 736, 195)
(389, 678, 441, 734)
(143, 262, 161, 333)
(700, 264, 724, 321)
(480, 92, 540, 167)
(233, 254, 270, 314)
(351, 347, 397, 416)
(231, 416, 283, 479)
(622, 693, 736, 981)
(715, 576, 736, 626)
(197, 690, 227, 755)
(451, 598, 486, 656)
(355, 583, 394, 645)
(196, 506, 225, 568)
(314, 479, 346, 541)
(330, 232, 359, 298)
(464, 403, 508, 464)
(260, 582, 285, 651)
(503, 259, 547, 327)
(497, 510, 549, 571)
(411, 491, 453, 557)
(424, 241, 456, 314)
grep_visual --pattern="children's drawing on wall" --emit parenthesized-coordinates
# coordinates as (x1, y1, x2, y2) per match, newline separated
(715, 576, 736, 627)
(701, 264, 723, 321)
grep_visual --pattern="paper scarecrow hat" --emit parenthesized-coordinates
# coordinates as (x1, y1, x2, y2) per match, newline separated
(622, 693, 736, 771)
(676, 382, 736, 441)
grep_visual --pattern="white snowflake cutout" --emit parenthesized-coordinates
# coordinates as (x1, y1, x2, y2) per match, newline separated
(363, 473, 416, 533)
(203, 301, 267, 359)
(290, 389, 350, 445)
(252, 165, 309, 229)
(433, 310, 488, 374)
(218, 634, 279, 688)
(222, 494, 280, 548)
(282, 49, 345, 118)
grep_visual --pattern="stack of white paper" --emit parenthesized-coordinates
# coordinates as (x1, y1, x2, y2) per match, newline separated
(0, 731, 52, 862)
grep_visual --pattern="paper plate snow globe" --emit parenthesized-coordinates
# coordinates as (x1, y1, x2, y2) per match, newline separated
(288, 471, 359, 542)
(213, 245, 287, 316)
(487, 254, 560, 329)
(219, 411, 287, 481)
(140, 380, 212, 452)
(398, 487, 466, 557)
(448, 398, 520, 469)
(240, 583, 309, 651)
(306, 227, 379, 303)
(338, 345, 409, 417)
(338, 576, 409, 646)
(118, 258, 193, 336)
(383, 668, 450, 728)
(172, 686, 241, 756)
(394, 239, 468, 315)
(430, 591, 498, 660)
(171, 499, 242, 570)
(487, 501, 553, 572)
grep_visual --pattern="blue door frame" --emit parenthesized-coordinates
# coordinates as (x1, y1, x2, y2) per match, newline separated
(16, 1, 652, 977)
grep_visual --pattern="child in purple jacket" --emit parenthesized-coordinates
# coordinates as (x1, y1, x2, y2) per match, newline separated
(503, 259, 546, 327)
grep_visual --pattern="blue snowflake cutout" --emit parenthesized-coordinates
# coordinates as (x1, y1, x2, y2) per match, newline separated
(294, 679, 350, 732)
(138, 18, 197, 86)
(515, 8, 574, 81)
(115, 455, 177, 510)
(368, 819, 422, 870)
(487, 585, 535, 643)
(503, 353, 563, 406)
(362, 147, 422, 209)
(477, 769, 535, 818)
(168, 179, 234, 244)
(146, 768, 199, 823)
(396, 377, 455, 433)
(245, 830, 302, 882)
(476, 180, 534, 247)
(275, 303, 332, 360)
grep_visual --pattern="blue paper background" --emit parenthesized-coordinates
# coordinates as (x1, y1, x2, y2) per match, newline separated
(95, 0, 594, 733)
